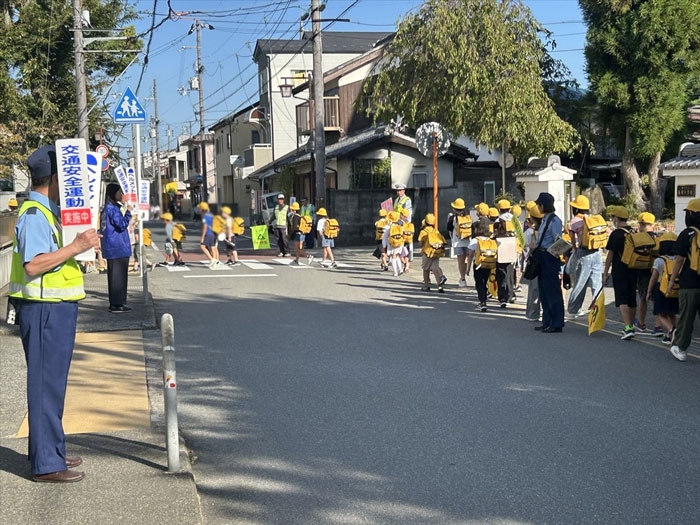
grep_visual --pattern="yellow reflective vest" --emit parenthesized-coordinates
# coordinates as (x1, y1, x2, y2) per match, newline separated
(9, 200, 85, 302)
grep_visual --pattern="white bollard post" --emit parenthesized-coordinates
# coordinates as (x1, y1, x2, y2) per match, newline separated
(161, 313, 180, 472)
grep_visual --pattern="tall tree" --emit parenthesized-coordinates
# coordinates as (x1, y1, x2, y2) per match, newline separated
(363, 0, 579, 162)
(580, 0, 700, 214)
(0, 0, 140, 180)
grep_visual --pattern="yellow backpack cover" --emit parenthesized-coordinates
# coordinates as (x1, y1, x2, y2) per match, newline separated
(402, 222, 415, 244)
(232, 217, 245, 236)
(323, 218, 339, 239)
(456, 214, 472, 239)
(659, 256, 680, 298)
(375, 218, 387, 241)
(581, 215, 607, 249)
(172, 223, 187, 242)
(621, 231, 656, 269)
(475, 237, 498, 269)
(388, 223, 404, 248)
(298, 215, 313, 235)
(688, 227, 700, 274)
(423, 229, 446, 258)
(212, 215, 226, 235)
(142, 228, 152, 247)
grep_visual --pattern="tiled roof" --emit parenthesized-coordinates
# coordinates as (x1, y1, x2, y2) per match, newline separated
(254, 32, 392, 59)
(660, 143, 700, 170)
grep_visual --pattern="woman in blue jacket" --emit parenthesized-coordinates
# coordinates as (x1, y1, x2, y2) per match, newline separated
(101, 183, 132, 312)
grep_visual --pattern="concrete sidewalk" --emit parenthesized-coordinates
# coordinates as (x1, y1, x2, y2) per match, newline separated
(0, 275, 202, 524)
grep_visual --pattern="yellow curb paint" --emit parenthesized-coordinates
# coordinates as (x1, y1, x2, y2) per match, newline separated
(16, 331, 151, 437)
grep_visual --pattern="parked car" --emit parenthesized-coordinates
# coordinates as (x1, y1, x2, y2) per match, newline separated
(598, 182, 621, 199)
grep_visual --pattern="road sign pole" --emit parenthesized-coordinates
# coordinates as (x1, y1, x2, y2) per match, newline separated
(134, 123, 148, 303)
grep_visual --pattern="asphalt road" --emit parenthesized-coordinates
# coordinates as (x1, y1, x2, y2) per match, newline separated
(144, 231, 700, 524)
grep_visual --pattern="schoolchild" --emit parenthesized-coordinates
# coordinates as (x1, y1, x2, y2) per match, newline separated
(399, 207, 413, 273)
(446, 197, 470, 287)
(383, 210, 405, 276)
(130, 218, 155, 272)
(634, 212, 656, 332)
(603, 206, 637, 340)
(220, 206, 240, 266)
(493, 214, 516, 308)
(198, 202, 221, 268)
(646, 232, 678, 344)
(417, 213, 446, 293)
(287, 201, 307, 266)
(666, 199, 700, 361)
(566, 195, 603, 318)
(466, 217, 496, 312)
(375, 209, 389, 271)
(315, 208, 338, 268)
(159, 212, 184, 266)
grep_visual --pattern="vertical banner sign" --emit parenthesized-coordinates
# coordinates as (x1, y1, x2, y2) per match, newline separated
(114, 165, 130, 195)
(380, 198, 393, 213)
(250, 225, 271, 250)
(139, 179, 150, 221)
(126, 167, 138, 205)
(86, 152, 103, 230)
(55, 138, 94, 262)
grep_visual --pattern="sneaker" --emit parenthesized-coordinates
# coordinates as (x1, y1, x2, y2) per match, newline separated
(500, 302, 507, 309)
(383, 266, 389, 271)
(330, 262, 338, 269)
(621, 327, 635, 340)
(278, 253, 284, 257)
(175, 261, 186, 266)
(458, 279, 467, 288)
(662, 333, 672, 345)
(225, 260, 234, 266)
(669, 345, 687, 362)
(421, 285, 430, 292)
(633, 320, 647, 332)
(437, 285, 445, 293)
(439, 275, 447, 286)
(480, 303, 487, 312)
(230, 261, 239, 266)
(307, 255, 315, 265)
(156, 261, 169, 267)
(284, 253, 291, 257)
(566, 310, 586, 320)
(651, 326, 664, 337)
(290, 260, 299, 266)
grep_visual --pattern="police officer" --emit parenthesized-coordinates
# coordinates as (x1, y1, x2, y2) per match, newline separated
(10, 145, 100, 482)
(270, 193, 290, 256)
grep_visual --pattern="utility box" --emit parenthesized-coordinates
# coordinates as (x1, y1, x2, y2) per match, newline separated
(661, 143, 700, 233)
(515, 155, 576, 220)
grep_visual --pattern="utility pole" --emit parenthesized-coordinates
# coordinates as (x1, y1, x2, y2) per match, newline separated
(190, 19, 214, 204)
(153, 78, 163, 212)
(311, 0, 326, 209)
(72, 0, 89, 142)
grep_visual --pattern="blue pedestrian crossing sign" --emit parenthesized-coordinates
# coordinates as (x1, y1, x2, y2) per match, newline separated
(113, 87, 147, 124)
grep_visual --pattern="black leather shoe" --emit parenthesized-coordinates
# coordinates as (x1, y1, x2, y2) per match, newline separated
(534, 325, 547, 331)
(542, 327, 563, 333)
(66, 456, 82, 468)
(33, 470, 85, 483)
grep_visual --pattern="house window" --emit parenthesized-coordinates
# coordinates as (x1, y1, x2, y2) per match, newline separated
(291, 70, 312, 87)
(259, 67, 268, 95)
(350, 158, 391, 190)
(251, 130, 261, 145)
(226, 133, 231, 150)
(484, 181, 495, 205)
(412, 172, 427, 188)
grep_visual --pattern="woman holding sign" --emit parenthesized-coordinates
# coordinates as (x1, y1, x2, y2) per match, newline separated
(100, 183, 132, 313)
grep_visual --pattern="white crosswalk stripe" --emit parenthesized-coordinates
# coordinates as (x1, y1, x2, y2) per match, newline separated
(240, 259, 274, 270)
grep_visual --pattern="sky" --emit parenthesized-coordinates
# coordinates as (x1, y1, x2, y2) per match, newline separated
(108, 0, 587, 154)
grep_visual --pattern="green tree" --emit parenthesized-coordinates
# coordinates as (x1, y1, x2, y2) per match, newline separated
(363, 0, 579, 164)
(0, 0, 140, 175)
(580, 0, 700, 214)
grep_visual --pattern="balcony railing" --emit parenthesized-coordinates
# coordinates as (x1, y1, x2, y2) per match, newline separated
(243, 143, 272, 168)
(296, 96, 341, 136)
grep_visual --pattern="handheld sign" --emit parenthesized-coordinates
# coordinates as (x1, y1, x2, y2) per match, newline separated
(55, 138, 94, 262)
(139, 179, 150, 221)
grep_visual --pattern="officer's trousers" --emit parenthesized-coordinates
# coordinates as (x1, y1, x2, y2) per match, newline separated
(18, 300, 78, 475)
(538, 250, 565, 329)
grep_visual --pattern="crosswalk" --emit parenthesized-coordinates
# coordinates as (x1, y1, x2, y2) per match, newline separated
(166, 258, 354, 275)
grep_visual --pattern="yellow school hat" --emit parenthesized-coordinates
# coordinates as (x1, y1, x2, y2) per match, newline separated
(387, 211, 400, 222)
(379, 209, 388, 217)
(488, 207, 499, 219)
(221, 205, 232, 214)
(511, 204, 522, 217)
(424, 213, 435, 226)
(450, 198, 466, 210)
(497, 199, 511, 211)
(529, 206, 544, 219)
(609, 205, 629, 219)
(290, 202, 300, 211)
(161, 212, 173, 221)
(198, 202, 209, 211)
(525, 200, 537, 211)
(400, 207, 410, 218)
(475, 202, 489, 216)
(316, 207, 328, 216)
(569, 195, 590, 210)
(685, 199, 700, 212)
(638, 212, 655, 224)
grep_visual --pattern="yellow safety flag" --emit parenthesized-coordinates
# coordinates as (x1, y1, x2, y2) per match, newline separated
(588, 289, 606, 335)
(250, 225, 270, 250)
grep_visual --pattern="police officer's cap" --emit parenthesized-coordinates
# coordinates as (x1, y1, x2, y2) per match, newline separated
(27, 145, 57, 180)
